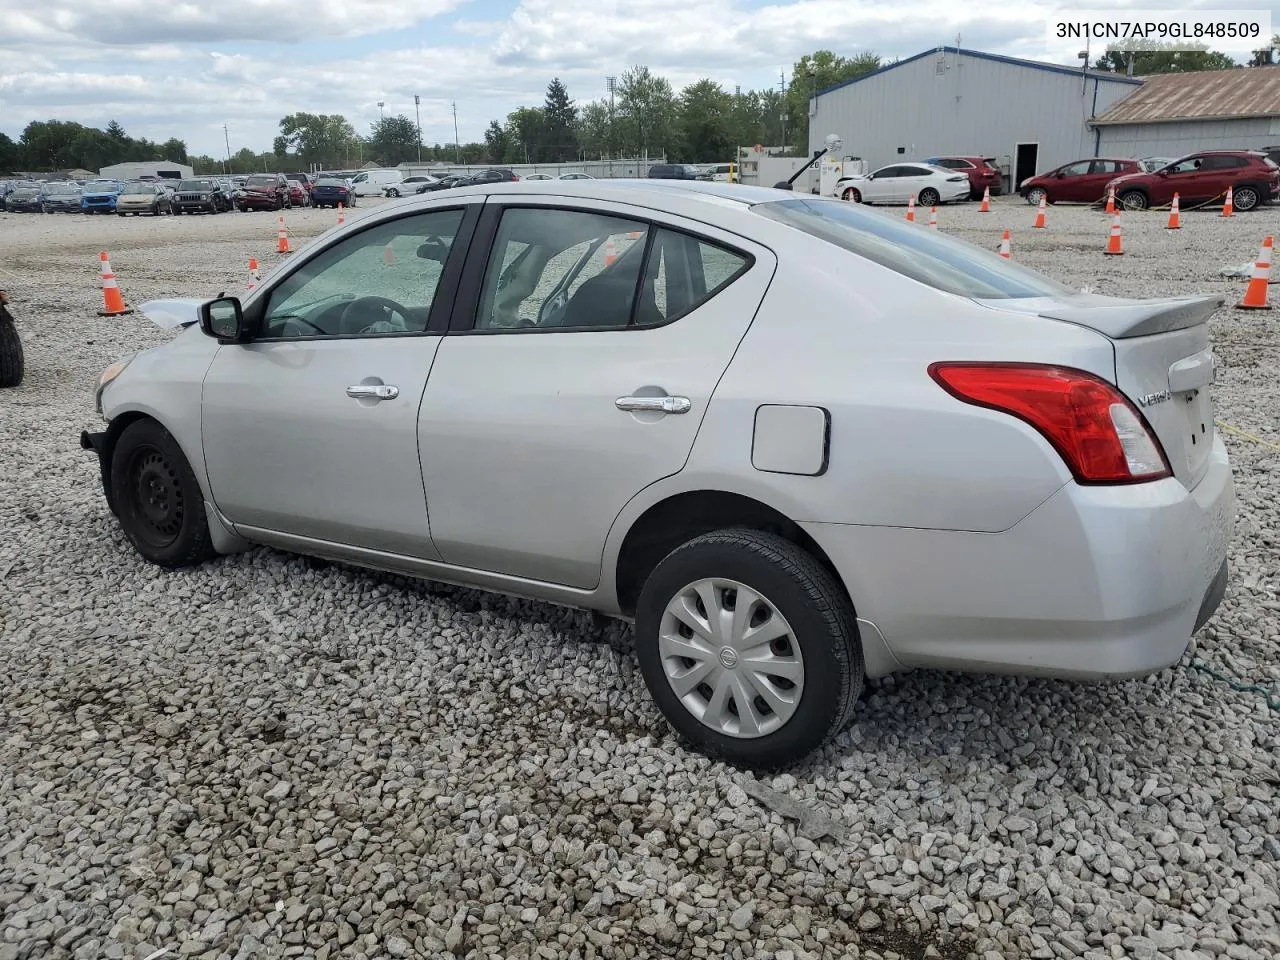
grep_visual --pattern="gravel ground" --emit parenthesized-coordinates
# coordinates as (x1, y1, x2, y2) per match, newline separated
(1, 195, 1278, 960)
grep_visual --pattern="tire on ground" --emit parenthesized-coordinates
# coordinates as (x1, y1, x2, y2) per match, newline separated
(0, 313, 23, 388)
(109, 418, 217, 568)
(634, 527, 864, 770)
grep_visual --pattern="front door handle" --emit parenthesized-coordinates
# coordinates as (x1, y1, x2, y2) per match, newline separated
(346, 384, 399, 400)
(615, 395, 691, 414)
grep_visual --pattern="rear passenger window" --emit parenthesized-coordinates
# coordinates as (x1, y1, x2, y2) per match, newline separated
(634, 229, 750, 327)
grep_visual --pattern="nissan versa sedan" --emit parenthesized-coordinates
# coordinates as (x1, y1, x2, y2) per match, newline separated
(80, 180, 1234, 769)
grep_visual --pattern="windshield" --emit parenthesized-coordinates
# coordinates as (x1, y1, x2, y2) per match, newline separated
(752, 197, 1071, 300)
(245, 176, 276, 187)
(84, 181, 121, 192)
(179, 180, 214, 190)
(11, 187, 39, 196)
(45, 183, 81, 195)
(122, 182, 155, 195)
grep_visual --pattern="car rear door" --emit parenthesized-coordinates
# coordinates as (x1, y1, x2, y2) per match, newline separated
(1081, 160, 1123, 204)
(415, 196, 777, 588)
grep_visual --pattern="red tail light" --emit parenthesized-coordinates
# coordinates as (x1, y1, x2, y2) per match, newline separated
(928, 362, 1172, 484)
(511, 174, 520, 180)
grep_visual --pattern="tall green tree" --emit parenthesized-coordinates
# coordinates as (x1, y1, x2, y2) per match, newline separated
(274, 113, 359, 170)
(616, 65, 678, 159)
(160, 138, 188, 163)
(368, 116, 420, 165)
(1094, 42, 1236, 74)
(677, 79, 734, 162)
(575, 100, 611, 158)
(786, 50, 881, 153)
(0, 132, 19, 173)
(483, 120, 508, 163)
(504, 106, 545, 163)
(541, 78, 579, 161)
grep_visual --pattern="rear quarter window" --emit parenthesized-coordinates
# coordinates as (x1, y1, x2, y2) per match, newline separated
(752, 197, 1071, 300)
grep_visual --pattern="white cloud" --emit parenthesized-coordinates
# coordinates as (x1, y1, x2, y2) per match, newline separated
(0, 0, 1134, 156)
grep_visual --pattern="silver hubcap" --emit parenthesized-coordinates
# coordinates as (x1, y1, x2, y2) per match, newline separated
(658, 578, 804, 739)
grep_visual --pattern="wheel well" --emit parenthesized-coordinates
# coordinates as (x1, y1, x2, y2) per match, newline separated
(614, 490, 847, 617)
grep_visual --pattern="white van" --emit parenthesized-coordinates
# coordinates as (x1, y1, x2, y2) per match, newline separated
(349, 169, 404, 196)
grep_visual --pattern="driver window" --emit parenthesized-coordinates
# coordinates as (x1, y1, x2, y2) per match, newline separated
(475, 208, 649, 331)
(1167, 157, 1201, 174)
(261, 208, 464, 339)
(1060, 161, 1091, 176)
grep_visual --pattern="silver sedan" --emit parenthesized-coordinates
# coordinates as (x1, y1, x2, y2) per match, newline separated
(82, 180, 1234, 769)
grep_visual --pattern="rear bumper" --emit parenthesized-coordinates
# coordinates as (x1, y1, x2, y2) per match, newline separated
(802, 434, 1235, 680)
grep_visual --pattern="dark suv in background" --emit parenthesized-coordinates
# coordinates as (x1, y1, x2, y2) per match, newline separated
(1106, 150, 1280, 211)
(647, 163, 696, 180)
(172, 179, 233, 215)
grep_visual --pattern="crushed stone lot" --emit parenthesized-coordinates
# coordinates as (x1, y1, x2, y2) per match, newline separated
(1, 195, 1278, 960)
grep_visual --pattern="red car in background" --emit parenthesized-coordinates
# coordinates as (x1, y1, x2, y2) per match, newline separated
(925, 156, 1002, 199)
(1019, 158, 1142, 205)
(286, 180, 310, 207)
(1105, 150, 1280, 212)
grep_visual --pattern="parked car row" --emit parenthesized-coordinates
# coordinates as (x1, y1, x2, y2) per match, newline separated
(1019, 149, 1280, 211)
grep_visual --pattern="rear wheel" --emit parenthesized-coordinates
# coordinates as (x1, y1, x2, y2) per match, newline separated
(918, 187, 940, 206)
(110, 419, 216, 568)
(0, 313, 23, 388)
(1233, 185, 1261, 212)
(634, 528, 863, 770)
(1119, 189, 1148, 211)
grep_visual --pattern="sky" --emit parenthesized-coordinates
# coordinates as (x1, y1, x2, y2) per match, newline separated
(0, 0, 1274, 158)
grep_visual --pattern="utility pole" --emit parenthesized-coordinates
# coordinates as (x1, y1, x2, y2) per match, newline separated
(452, 101, 461, 162)
(414, 95, 422, 164)
(606, 76, 616, 160)
(779, 69, 787, 151)
(223, 124, 231, 174)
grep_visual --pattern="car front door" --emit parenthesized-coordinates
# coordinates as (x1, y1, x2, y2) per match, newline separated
(864, 166, 903, 203)
(1159, 156, 1209, 203)
(1049, 160, 1093, 201)
(417, 199, 775, 588)
(200, 199, 480, 558)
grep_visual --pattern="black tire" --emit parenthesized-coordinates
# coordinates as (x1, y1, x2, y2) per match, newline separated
(1233, 185, 1261, 212)
(0, 315, 23, 388)
(1119, 189, 1148, 211)
(109, 419, 216, 568)
(841, 187, 861, 202)
(918, 188, 940, 207)
(634, 528, 864, 770)
(1025, 186, 1048, 206)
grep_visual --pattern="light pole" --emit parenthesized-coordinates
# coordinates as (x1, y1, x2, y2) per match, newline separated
(223, 123, 231, 174)
(377, 100, 384, 121)
(452, 101, 461, 163)
(414, 95, 422, 164)
(605, 76, 616, 160)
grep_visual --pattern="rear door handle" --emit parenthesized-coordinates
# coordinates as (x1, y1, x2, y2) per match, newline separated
(615, 395, 691, 414)
(346, 384, 399, 400)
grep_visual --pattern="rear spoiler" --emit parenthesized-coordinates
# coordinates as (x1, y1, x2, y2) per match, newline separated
(1037, 293, 1223, 340)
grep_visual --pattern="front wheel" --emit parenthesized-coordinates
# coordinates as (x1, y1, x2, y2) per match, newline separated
(1232, 185, 1260, 212)
(918, 188, 940, 207)
(0, 314, 24, 388)
(109, 419, 216, 568)
(841, 187, 861, 202)
(1025, 186, 1047, 206)
(634, 528, 864, 770)
(1119, 189, 1148, 211)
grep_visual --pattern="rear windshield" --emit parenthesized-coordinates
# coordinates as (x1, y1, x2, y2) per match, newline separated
(314, 178, 346, 187)
(752, 197, 1070, 300)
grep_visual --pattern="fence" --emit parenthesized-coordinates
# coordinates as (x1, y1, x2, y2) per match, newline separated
(394, 157, 667, 180)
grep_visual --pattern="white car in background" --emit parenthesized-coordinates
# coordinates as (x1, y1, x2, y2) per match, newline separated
(558, 172, 594, 180)
(385, 175, 439, 198)
(834, 162, 971, 206)
(349, 169, 403, 196)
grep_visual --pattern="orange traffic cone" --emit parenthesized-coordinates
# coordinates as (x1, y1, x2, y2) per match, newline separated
(626, 231, 642, 240)
(1221, 187, 1234, 218)
(1032, 196, 1047, 229)
(337, 202, 345, 225)
(1104, 215, 1124, 256)
(247, 257, 260, 291)
(978, 186, 991, 213)
(1104, 187, 1116, 215)
(1238, 235, 1273, 310)
(928, 206, 937, 229)
(906, 197, 916, 222)
(383, 243, 396, 265)
(604, 238, 618, 266)
(998, 229, 1012, 260)
(1166, 193, 1181, 230)
(96, 251, 133, 316)
(277, 216, 291, 254)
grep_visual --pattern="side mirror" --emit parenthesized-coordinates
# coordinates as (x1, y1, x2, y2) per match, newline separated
(1157, 170, 1169, 177)
(1055, 172, 1066, 179)
(199, 296, 245, 342)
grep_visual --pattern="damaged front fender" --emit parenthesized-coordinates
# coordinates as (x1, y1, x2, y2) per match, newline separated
(137, 298, 206, 330)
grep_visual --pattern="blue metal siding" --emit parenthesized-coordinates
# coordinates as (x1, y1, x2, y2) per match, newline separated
(811, 49, 1141, 181)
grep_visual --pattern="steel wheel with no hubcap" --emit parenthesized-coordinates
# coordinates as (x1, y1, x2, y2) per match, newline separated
(659, 578, 804, 738)
(125, 447, 184, 549)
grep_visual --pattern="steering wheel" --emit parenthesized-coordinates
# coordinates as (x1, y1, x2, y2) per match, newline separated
(417, 236, 450, 262)
(538, 286, 570, 327)
(339, 295, 411, 334)
(269, 315, 326, 337)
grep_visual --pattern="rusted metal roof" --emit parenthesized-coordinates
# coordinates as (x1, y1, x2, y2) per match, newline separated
(1092, 67, 1280, 125)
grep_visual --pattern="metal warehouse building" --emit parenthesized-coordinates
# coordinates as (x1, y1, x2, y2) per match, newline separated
(810, 47, 1142, 193)
(1092, 67, 1280, 157)
(98, 160, 194, 181)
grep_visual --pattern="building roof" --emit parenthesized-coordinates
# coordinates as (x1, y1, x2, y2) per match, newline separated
(815, 46, 1143, 99)
(1091, 67, 1280, 125)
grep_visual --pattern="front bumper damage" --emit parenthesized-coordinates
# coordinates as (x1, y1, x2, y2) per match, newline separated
(80, 429, 116, 515)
